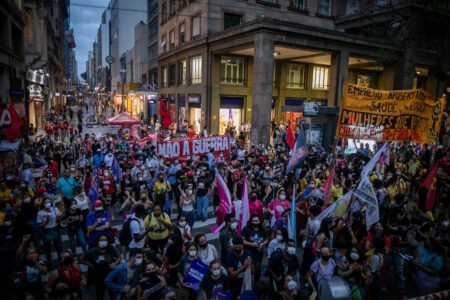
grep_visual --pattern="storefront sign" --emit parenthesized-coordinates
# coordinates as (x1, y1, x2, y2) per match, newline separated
(304, 101, 319, 116)
(28, 85, 43, 98)
(188, 95, 201, 104)
(336, 83, 446, 143)
(147, 95, 157, 104)
(157, 135, 231, 161)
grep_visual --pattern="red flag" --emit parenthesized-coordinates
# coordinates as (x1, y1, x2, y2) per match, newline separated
(159, 98, 172, 129)
(323, 164, 335, 208)
(286, 124, 295, 149)
(422, 162, 439, 211)
(4, 103, 23, 141)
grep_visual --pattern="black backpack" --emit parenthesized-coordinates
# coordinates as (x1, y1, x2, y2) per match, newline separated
(118, 217, 139, 246)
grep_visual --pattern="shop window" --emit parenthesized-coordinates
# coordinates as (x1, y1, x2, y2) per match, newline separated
(312, 65, 329, 90)
(192, 15, 200, 39)
(286, 63, 305, 89)
(161, 66, 168, 87)
(178, 60, 187, 85)
(169, 30, 175, 48)
(318, 0, 331, 16)
(179, 23, 185, 44)
(190, 56, 202, 84)
(224, 12, 242, 30)
(289, 0, 306, 10)
(220, 56, 245, 85)
(169, 64, 176, 86)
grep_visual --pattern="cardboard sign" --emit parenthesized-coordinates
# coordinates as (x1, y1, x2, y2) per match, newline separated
(157, 135, 231, 161)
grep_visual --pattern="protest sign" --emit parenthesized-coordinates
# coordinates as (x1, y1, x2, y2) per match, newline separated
(336, 83, 446, 143)
(157, 135, 231, 160)
(183, 259, 209, 291)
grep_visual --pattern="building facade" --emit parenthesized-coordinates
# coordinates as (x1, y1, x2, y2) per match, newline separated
(158, 0, 450, 146)
(110, 0, 147, 93)
(134, 21, 149, 86)
(147, 0, 159, 88)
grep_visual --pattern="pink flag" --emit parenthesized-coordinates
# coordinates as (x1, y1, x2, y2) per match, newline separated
(238, 177, 250, 236)
(130, 125, 140, 140)
(215, 172, 232, 226)
(323, 164, 335, 208)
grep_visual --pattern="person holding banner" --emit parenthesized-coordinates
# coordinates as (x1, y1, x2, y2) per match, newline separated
(200, 260, 230, 300)
(177, 242, 199, 300)
(225, 236, 253, 299)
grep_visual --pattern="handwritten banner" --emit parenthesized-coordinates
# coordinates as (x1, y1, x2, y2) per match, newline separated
(336, 83, 446, 143)
(157, 135, 231, 161)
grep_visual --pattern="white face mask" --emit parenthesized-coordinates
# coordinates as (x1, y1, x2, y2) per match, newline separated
(350, 252, 360, 261)
(98, 240, 108, 248)
(23, 197, 31, 204)
(45, 203, 51, 209)
(104, 172, 109, 176)
(287, 280, 297, 291)
(179, 221, 186, 227)
(70, 205, 77, 210)
(134, 258, 143, 266)
(188, 250, 197, 257)
(211, 269, 221, 277)
(230, 222, 238, 230)
(276, 235, 283, 242)
(279, 195, 286, 200)
(187, 190, 193, 195)
(287, 247, 296, 255)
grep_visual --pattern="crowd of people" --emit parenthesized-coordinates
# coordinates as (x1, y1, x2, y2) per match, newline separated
(0, 101, 449, 300)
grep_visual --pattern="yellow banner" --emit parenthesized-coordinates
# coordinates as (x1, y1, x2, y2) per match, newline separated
(336, 83, 446, 143)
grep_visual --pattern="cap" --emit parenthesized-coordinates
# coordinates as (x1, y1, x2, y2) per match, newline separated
(93, 200, 103, 207)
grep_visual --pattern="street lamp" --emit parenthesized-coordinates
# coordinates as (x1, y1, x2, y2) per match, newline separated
(120, 69, 126, 113)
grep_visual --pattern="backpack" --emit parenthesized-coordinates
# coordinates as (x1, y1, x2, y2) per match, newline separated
(118, 217, 139, 246)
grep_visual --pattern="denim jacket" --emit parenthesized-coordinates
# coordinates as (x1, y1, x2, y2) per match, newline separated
(104, 262, 141, 299)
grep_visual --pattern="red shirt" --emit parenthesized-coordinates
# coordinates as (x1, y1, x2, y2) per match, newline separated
(102, 176, 115, 194)
(249, 199, 264, 220)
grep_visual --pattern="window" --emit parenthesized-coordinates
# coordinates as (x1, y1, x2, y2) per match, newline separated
(289, 0, 306, 10)
(346, 0, 359, 15)
(169, 64, 176, 86)
(161, 66, 168, 87)
(169, 0, 176, 15)
(161, 2, 167, 23)
(220, 56, 245, 85)
(318, 0, 331, 16)
(376, 0, 389, 7)
(169, 30, 175, 48)
(178, 60, 187, 85)
(190, 56, 202, 84)
(224, 12, 242, 30)
(258, 0, 278, 4)
(179, 23, 185, 44)
(149, 44, 158, 60)
(286, 63, 305, 89)
(312, 66, 329, 90)
(161, 35, 167, 53)
(192, 15, 200, 38)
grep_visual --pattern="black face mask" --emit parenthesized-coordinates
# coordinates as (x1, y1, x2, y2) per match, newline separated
(96, 209, 104, 215)
(145, 271, 156, 277)
(159, 178, 164, 182)
(322, 255, 331, 261)
(199, 243, 208, 249)
(233, 248, 243, 256)
(63, 256, 73, 265)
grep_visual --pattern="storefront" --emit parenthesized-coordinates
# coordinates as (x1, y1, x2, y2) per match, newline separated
(188, 95, 202, 134)
(168, 95, 176, 126)
(27, 84, 44, 130)
(147, 94, 157, 119)
(177, 95, 186, 133)
(219, 96, 244, 135)
(126, 92, 146, 119)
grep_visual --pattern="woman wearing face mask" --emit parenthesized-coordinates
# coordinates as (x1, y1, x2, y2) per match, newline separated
(338, 247, 365, 300)
(180, 186, 196, 229)
(241, 214, 268, 281)
(196, 233, 219, 267)
(267, 227, 287, 258)
(177, 215, 192, 244)
(80, 234, 121, 300)
(249, 192, 264, 221)
(65, 199, 88, 255)
(37, 198, 62, 265)
(268, 189, 291, 225)
(137, 262, 167, 300)
(144, 204, 172, 254)
(86, 200, 111, 248)
(307, 246, 336, 295)
(200, 260, 229, 300)
(177, 243, 199, 300)
(74, 188, 90, 234)
(120, 189, 138, 222)
(46, 251, 86, 300)
(276, 274, 298, 300)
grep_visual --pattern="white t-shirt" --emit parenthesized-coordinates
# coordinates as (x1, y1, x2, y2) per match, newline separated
(37, 208, 60, 229)
(75, 193, 90, 211)
(197, 244, 219, 266)
(128, 215, 146, 249)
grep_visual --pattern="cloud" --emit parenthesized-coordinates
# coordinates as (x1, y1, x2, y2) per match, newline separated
(71, 0, 110, 77)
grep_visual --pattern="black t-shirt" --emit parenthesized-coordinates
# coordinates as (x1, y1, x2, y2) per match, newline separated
(83, 247, 120, 275)
(200, 274, 229, 299)
(241, 225, 266, 259)
(165, 243, 183, 266)
(196, 178, 210, 197)
(224, 250, 253, 285)
(269, 251, 299, 279)
(65, 209, 83, 233)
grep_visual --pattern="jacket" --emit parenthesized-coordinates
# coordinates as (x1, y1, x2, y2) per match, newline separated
(104, 262, 141, 299)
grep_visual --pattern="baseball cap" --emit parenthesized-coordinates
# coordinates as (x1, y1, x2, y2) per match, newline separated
(93, 200, 103, 207)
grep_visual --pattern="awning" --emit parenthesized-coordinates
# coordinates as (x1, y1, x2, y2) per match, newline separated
(107, 112, 141, 125)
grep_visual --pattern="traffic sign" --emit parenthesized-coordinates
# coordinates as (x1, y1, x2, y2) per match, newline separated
(106, 56, 114, 64)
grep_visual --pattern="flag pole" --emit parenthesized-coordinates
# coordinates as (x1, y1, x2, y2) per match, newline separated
(291, 183, 297, 248)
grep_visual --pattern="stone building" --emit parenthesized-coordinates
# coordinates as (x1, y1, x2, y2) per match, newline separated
(157, 0, 450, 146)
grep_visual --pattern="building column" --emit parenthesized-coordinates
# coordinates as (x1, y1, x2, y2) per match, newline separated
(328, 50, 349, 107)
(251, 33, 274, 145)
(379, 63, 395, 90)
(394, 40, 418, 90)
